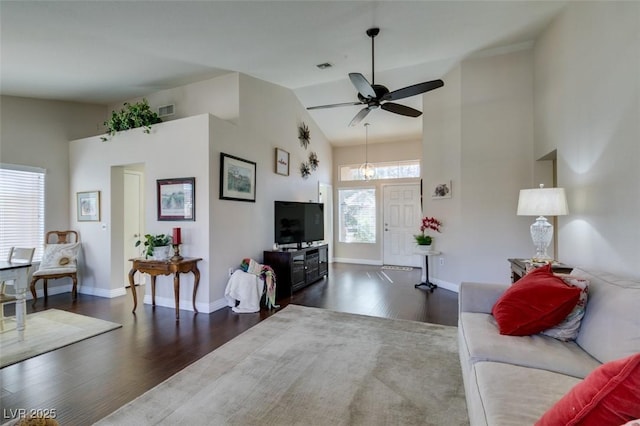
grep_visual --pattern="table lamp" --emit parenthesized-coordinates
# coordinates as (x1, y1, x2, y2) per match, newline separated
(517, 184, 568, 261)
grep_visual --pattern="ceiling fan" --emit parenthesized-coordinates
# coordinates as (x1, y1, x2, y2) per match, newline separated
(307, 27, 444, 127)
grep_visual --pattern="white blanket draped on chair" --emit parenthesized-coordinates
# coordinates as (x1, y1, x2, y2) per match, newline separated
(224, 270, 263, 313)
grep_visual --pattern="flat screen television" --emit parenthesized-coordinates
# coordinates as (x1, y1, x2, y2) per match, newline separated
(274, 201, 324, 249)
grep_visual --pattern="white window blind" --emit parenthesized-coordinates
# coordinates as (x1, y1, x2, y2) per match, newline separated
(338, 188, 376, 243)
(0, 164, 46, 262)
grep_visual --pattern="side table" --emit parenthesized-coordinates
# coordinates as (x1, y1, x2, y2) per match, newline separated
(414, 249, 441, 292)
(128, 257, 202, 320)
(508, 258, 573, 283)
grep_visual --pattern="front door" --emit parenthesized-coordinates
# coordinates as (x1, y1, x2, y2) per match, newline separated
(382, 184, 421, 267)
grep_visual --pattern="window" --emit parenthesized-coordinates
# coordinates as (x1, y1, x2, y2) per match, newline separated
(339, 160, 420, 181)
(0, 164, 46, 261)
(338, 188, 376, 243)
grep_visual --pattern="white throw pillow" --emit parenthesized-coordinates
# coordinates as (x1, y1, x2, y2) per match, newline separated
(39, 243, 80, 270)
(541, 274, 589, 341)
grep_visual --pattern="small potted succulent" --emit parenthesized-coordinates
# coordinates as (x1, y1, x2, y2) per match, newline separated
(136, 233, 172, 260)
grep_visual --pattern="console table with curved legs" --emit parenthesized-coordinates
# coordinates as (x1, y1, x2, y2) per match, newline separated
(128, 257, 202, 320)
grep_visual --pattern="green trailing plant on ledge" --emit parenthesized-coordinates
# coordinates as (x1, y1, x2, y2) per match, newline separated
(101, 99, 162, 141)
(135, 233, 172, 258)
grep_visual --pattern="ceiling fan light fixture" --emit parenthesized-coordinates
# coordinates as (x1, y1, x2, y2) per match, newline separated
(359, 123, 376, 180)
(359, 162, 376, 181)
(306, 27, 444, 127)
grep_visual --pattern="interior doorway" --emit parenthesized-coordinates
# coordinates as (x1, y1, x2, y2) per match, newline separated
(124, 168, 144, 287)
(382, 183, 421, 267)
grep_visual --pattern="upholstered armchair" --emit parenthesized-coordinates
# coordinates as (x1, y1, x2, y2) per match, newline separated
(30, 231, 80, 303)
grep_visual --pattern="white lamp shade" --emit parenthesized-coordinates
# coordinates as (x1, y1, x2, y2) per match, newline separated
(517, 187, 569, 216)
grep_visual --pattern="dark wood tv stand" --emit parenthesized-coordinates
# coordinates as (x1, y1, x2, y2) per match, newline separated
(263, 244, 328, 300)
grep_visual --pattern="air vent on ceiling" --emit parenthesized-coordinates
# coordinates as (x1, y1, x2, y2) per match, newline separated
(158, 104, 175, 118)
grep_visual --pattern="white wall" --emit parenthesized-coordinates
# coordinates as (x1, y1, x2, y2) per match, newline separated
(69, 73, 333, 311)
(107, 73, 240, 127)
(332, 139, 422, 263)
(533, 2, 640, 278)
(423, 48, 536, 288)
(70, 115, 212, 308)
(423, 65, 464, 288)
(0, 96, 106, 236)
(205, 74, 333, 307)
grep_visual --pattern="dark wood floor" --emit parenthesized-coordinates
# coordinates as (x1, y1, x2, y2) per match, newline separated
(0, 263, 458, 425)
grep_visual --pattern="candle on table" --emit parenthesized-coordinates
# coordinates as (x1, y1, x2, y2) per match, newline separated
(172, 227, 182, 245)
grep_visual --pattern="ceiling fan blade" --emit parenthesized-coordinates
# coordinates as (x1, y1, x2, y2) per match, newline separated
(307, 101, 364, 110)
(349, 107, 372, 127)
(349, 73, 377, 99)
(381, 79, 444, 102)
(381, 102, 422, 118)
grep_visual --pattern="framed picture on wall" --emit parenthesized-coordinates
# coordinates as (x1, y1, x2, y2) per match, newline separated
(432, 180, 452, 199)
(220, 152, 256, 202)
(157, 177, 195, 221)
(77, 191, 100, 221)
(275, 148, 290, 176)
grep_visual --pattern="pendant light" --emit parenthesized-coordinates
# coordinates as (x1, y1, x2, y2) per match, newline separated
(359, 123, 375, 180)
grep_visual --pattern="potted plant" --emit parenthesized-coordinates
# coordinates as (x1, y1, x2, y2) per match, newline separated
(414, 216, 442, 247)
(135, 233, 172, 260)
(101, 99, 162, 141)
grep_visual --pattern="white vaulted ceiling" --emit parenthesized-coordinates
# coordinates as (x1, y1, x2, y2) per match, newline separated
(0, 1, 566, 145)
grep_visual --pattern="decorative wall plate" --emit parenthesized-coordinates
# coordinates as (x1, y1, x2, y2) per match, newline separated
(298, 122, 311, 149)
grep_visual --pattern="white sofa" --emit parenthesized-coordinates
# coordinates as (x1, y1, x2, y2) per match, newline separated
(458, 268, 640, 425)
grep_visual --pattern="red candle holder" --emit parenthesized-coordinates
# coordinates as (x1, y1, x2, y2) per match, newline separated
(170, 244, 183, 262)
(172, 227, 182, 245)
(171, 227, 183, 261)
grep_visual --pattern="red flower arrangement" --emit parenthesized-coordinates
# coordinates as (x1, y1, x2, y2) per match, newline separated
(415, 216, 442, 245)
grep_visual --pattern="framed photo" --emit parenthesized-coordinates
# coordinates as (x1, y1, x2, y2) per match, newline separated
(220, 152, 256, 202)
(157, 177, 195, 221)
(275, 148, 290, 176)
(77, 191, 100, 222)
(432, 180, 452, 199)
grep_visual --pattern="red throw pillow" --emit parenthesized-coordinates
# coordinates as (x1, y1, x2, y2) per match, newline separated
(492, 264, 581, 336)
(536, 353, 640, 426)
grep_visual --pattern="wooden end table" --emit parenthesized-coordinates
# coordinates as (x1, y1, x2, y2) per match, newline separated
(128, 257, 202, 320)
(508, 258, 573, 283)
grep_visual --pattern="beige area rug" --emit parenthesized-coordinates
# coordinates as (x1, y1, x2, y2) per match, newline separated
(96, 305, 468, 426)
(0, 309, 121, 368)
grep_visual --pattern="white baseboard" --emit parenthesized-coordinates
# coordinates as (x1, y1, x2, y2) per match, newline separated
(333, 257, 383, 266)
(141, 295, 230, 314)
(79, 286, 127, 298)
(210, 298, 230, 312)
(29, 284, 73, 300)
(30, 284, 128, 300)
(431, 278, 459, 293)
